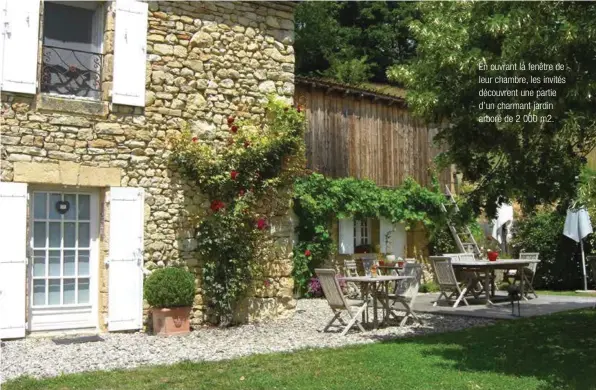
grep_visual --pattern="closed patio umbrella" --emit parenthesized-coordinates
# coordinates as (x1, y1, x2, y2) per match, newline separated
(563, 207, 593, 291)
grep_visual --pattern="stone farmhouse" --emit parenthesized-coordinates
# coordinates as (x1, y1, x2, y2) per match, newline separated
(0, 0, 296, 339)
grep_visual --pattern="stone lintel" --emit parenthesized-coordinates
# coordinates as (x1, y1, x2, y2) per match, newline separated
(13, 161, 121, 187)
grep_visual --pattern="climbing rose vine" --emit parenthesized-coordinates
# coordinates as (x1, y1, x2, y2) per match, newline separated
(171, 97, 306, 325)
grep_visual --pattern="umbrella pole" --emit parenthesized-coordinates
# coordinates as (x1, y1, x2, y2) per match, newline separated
(581, 239, 588, 291)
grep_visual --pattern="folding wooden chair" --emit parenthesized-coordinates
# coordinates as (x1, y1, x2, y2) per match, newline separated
(388, 263, 423, 326)
(429, 256, 470, 307)
(515, 252, 539, 299)
(315, 269, 368, 336)
(343, 259, 361, 298)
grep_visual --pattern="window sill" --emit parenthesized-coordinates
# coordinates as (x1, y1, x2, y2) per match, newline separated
(36, 94, 109, 118)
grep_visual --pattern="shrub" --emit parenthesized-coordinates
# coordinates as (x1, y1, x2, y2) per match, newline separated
(511, 209, 590, 290)
(306, 277, 322, 298)
(144, 267, 196, 308)
(419, 281, 440, 293)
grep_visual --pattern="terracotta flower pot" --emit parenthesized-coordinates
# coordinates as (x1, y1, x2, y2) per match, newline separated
(152, 307, 191, 336)
(487, 251, 499, 261)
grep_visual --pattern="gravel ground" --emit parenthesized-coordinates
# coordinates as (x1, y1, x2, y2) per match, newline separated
(1, 298, 495, 383)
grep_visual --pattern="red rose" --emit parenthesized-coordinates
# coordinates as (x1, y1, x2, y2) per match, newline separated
(239, 189, 245, 196)
(256, 218, 267, 230)
(227, 116, 235, 124)
(230, 170, 238, 180)
(230, 125, 238, 133)
(304, 249, 311, 256)
(210, 200, 225, 212)
(244, 140, 251, 148)
(192, 137, 198, 143)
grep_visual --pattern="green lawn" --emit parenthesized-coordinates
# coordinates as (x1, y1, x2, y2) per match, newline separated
(536, 290, 596, 297)
(5, 309, 596, 390)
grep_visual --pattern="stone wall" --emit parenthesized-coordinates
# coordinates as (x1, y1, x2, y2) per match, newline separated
(0, 1, 297, 329)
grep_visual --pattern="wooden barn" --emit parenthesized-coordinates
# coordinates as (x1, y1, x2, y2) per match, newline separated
(294, 76, 456, 261)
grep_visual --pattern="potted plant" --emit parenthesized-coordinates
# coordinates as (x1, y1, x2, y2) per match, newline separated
(144, 267, 196, 336)
(384, 230, 396, 263)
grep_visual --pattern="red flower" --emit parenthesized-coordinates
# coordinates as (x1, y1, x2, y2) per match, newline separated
(264, 279, 271, 287)
(243, 140, 251, 148)
(230, 125, 238, 134)
(192, 137, 198, 143)
(256, 218, 267, 230)
(239, 189, 245, 196)
(210, 200, 225, 212)
(227, 116, 235, 125)
(296, 105, 303, 113)
(230, 170, 238, 180)
(304, 249, 311, 257)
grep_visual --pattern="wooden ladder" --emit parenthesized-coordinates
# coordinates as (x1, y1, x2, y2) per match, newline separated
(440, 185, 481, 257)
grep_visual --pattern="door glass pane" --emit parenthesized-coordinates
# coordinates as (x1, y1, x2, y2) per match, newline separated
(33, 193, 47, 219)
(63, 279, 75, 304)
(63, 250, 76, 276)
(33, 280, 46, 306)
(78, 195, 90, 220)
(64, 222, 76, 247)
(78, 250, 89, 276)
(78, 222, 90, 247)
(78, 278, 90, 304)
(33, 250, 46, 277)
(48, 250, 61, 277)
(48, 279, 61, 305)
(63, 194, 77, 220)
(49, 222, 61, 248)
(49, 193, 62, 220)
(33, 222, 46, 247)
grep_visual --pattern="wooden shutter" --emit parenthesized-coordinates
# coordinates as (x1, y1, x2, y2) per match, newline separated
(107, 187, 144, 331)
(338, 218, 354, 255)
(0, 0, 40, 94)
(0, 183, 27, 339)
(380, 218, 406, 257)
(112, 0, 148, 106)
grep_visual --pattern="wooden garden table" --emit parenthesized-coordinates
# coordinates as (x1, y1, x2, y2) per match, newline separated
(339, 275, 413, 329)
(451, 259, 540, 305)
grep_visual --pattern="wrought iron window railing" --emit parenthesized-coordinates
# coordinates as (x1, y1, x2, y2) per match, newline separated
(41, 45, 102, 100)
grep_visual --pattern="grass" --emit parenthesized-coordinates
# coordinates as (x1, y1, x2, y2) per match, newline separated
(535, 290, 596, 297)
(5, 309, 596, 390)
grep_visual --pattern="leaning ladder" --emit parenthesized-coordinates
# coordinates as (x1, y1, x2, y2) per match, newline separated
(440, 185, 481, 257)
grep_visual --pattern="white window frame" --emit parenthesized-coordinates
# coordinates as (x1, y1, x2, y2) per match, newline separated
(28, 186, 99, 332)
(354, 218, 371, 247)
(40, 1, 105, 101)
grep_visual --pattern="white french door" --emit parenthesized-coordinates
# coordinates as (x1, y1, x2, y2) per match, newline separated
(28, 189, 99, 332)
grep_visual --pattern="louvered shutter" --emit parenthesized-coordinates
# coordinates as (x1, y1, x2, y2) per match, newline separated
(0, 183, 28, 339)
(107, 187, 144, 331)
(338, 218, 354, 255)
(112, 0, 148, 106)
(380, 218, 406, 257)
(0, 0, 40, 94)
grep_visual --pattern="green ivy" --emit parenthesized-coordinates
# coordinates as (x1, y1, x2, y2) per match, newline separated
(171, 97, 306, 325)
(292, 173, 469, 295)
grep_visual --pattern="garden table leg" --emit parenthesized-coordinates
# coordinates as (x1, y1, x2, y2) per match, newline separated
(362, 283, 369, 325)
(372, 282, 378, 329)
(520, 266, 527, 301)
(491, 269, 496, 298)
(484, 269, 493, 305)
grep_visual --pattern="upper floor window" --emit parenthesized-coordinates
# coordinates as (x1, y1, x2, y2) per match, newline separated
(41, 1, 104, 100)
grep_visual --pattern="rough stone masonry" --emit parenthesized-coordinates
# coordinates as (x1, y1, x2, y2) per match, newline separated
(0, 1, 297, 329)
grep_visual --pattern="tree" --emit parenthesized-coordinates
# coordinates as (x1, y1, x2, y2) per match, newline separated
(295, 1, 418, 84)
(388, 2, 596, 216)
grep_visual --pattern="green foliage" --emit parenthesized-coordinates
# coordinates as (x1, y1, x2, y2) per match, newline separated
(144, 267, 196, 308)
(295, 1, 418, 83)
(388, 2, 596, 216)
(511, 209, 590, 290)
(171, 97, 306, 324)
(419, 281, 440, 293)
(292, 173, 466, 294)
